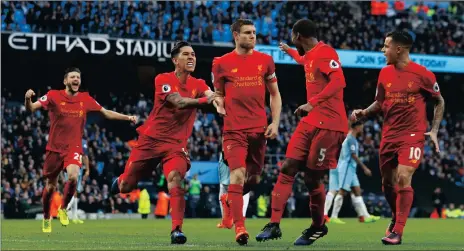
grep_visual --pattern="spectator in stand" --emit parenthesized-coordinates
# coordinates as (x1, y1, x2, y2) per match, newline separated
(1, 1, 462, 55)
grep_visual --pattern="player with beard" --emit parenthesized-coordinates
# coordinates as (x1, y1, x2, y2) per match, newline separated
(212, 19, 282, 245)
(25, 67, 137, 233)
(352, 31, 445, 245)
(111, 41, 223, 244)
(256, 19, 348, 246)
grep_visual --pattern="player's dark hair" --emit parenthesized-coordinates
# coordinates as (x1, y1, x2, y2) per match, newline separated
(386, 31, 414, 48)
(350, 121, 363, 129)
(292, 19, 317, 38)
(64, 67, 81, 79)
(170, 41, 192, 58)
(231, 19, 254, 33)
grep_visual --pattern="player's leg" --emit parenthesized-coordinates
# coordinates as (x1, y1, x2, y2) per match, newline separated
(379, 143, 399, 236)
(324, 169, 339, 222)
(293, 169, 329, 246)
(330, 166, 352, 223)
(293, 129, 344, 246)
(217, 156, 233, 229)
(163, 155, 189, 245)
(60, 163, 80, 226)
(257, 122, 311, 242)
(330, 189, 346, 224)
(223, 131, 249, 245)
(351, 185, 379, 223)
(72, 169, 84, 223)
(41, 151, 63, 233)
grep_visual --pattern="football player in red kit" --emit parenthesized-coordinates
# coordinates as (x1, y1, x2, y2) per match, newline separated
(212, 19, 282, 245)
(352, 31, 445, 245)
(25, 67, 137, 233)
(111, 41, 221, 244)
(256, 19, 348, 246)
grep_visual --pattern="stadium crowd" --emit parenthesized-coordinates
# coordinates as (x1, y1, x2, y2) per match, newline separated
(2, 1, 463, 55)
(2, 84, 463, 219)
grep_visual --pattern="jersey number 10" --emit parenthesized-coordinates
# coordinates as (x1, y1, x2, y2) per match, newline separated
(409, 147, 421, 160)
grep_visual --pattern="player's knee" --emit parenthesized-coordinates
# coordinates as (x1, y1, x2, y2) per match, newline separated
(167, 171, 183, 187)
(280, 159, 299, 177)
(45, 179, 58, 192)
(246, 174, 261, 185)
(119, 180, 135, 194)
(397, 172, 412, 188)
(230, 168, 246, 185)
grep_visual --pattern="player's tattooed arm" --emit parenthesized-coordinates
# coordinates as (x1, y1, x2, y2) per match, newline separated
(363, 101, 382, 117)
(24, 89, 43, 112)
(430, 94, 445, 133)
(99, 108, 138, 123)
(166, 92, 216, 109)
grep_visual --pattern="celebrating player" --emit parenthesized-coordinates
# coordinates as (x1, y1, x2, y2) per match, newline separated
(323, 121, 380, 224)
(64, 138, 90, 224)
(256, 19, 347, 246)
(216, 147, 250, 229)
(111, 41, 221, 245)
(24, 67, 137, 233)
(212, 19, 282, 245)
(351, 31, 445, 245)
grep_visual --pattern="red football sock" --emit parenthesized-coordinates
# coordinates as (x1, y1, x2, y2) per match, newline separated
(228, 184, 245, 228)
(169, 187, 185, 231)
(42, 187, 54, 219)
(62, 180, 76, 209)
(270, 173, 294, 223)
(383, 184, 398, 222)
(393, 186, 414, 235)
(309, 183, 326, 227)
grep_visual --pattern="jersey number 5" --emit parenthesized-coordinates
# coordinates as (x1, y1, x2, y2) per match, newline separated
(73, 152, 82, 164)
(318, 148, 327, 162)
(408, 147, 421, 160)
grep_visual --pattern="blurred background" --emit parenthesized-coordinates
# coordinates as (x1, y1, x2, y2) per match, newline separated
(1, 1, 464, 221)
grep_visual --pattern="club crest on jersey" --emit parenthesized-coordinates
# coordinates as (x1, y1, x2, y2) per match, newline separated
(433, 82, 440, 92)
(162, 84, 171, 93)
(329, 60, 340, 69)
(40, 95, 47, 101)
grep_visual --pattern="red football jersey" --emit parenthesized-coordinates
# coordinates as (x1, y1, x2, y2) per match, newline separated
(38, 90, 102, 153)
(212, 50, 277, 132)
(137, 72, 210, 145)
(287, 42, 348, 133)
(375, 62, 440, 142)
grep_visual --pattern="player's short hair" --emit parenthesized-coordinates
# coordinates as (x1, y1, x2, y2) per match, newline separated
(64, 67, 81, 79)
(170, 41, 192, 58)
(231, 19, 254, 33)
(350, 121, 363, 129)
(292, 19, 317, 38)
(386, 31, 414, 48)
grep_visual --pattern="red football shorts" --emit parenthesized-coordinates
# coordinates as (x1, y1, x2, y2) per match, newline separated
(223, 131, 266, 176)
(286, 121, 345, 170)
(43, 150, 83, 179)
(379, 134, 425, 170)
(120, 134, 190, 188)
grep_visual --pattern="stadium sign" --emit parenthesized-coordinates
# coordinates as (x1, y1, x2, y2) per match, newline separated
(5, 32, 174, 59)
(255, 45, 464, 73)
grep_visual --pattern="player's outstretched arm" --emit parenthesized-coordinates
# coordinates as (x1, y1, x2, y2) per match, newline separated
(425, 94, 445, 153)
(24, 89, 43, 112)
(166, 92, 216, 109)
(99, 107, 138, 123)
(83, 154, 90, 180)
(279, 42, 305, 65)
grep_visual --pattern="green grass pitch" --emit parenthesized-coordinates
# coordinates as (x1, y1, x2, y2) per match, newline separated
(1, 218, 463, 250)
